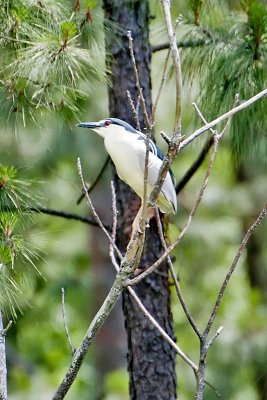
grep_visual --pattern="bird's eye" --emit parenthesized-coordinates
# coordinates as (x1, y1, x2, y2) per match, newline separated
(105, 120, 111, 127)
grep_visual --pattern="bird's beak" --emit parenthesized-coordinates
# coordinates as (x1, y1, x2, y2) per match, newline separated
(76, 122, 101, 129)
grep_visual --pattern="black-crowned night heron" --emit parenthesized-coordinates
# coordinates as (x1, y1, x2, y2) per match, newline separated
(77, 118, 177, 216)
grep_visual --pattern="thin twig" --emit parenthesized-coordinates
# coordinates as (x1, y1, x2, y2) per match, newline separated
(192, 102, 217, 136)
(161, 2, 182, 134)
(155, 209, 201, 337)
(206, 326, 224, 350)
(176, 95, 239, 195)
(76, 156, 110, 205)
(81, 163, 199, 373)
(77, 158, 122, 260)
(127, 31, 151, 130)
(52, 84, 265, 397)
(175, 137, 214, 194)
(110, 181, 117, 245)
(109, 181, 120, 272)
(195, 201, 267, 400)
(126, 91, 141, 131)
(128, 286, 198, 372)
(160, 130, 172, 145)
(61, 288, 75, 356)
(108, 186, 198, 370)
(1, 320, 13, 336)
(53, 163, 134, 400)
(204, 202, 267, 337)
(76, 156, 182, 374)
(127, 31, 155, 248)
(180, 88, 267, 151)
(53, 267, 129, 400)
(54, 161, 197, 399)
(132, 90, 243, 283)
(152, 16, 182, 125)
(28, 207, 110, 230)
(151, 48, 171, 123)
(127, 30, 152, 234)
(129, 137, 219, 286)
(152, 39, 210, 53)
(147, 6, 184, 212)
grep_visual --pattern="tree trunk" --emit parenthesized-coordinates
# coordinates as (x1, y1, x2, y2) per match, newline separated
(102, 1, 177, 399)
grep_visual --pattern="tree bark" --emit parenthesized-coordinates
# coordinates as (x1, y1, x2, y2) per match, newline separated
(102, 1, 177, 399)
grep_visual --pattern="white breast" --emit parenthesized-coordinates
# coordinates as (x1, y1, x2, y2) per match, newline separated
(104, 127, 145, 195)
(103, 126, 177, 213)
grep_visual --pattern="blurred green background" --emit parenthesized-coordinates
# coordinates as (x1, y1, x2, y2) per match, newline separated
(0, 0, 267, 399)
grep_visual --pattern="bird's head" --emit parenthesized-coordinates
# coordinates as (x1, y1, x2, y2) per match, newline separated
(77, 118, 137, 138)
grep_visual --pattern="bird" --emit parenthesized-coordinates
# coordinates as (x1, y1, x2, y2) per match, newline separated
(77, 118, 177, 217)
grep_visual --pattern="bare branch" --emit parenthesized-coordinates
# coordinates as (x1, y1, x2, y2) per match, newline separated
(192, 102, 217, 136)
(77, 158, 122, 260)
(110, 181, 117, 245)
(161, 2, 182, 134)
(52, 266, 129, 400)
(109, 185, 199, 372)
(126, 90, 141, 131)
(204, 201, 267, 337)
(127, 286, 198, 371)
(155, 209, 201, 337)
(28, 207, 109, 230)
(1, 321, 13, 336)
(54, 162, 195, 397)
(152, 39, 210, 53)
(109, 181, 120, 272)
(206, 326, 224, 350)
(127, 31, 152, 234)
(180, 88, 267, 151)
(195, 201, 267, 400)
(146, 6, 184, 213)
(175, 94, 238, 195)
(176, 137, 214, 194)
(127, 31, 151, 130)
(76, 156, 110, 205)
(53, 162, 199, 399)
(129, 137, 219, 286)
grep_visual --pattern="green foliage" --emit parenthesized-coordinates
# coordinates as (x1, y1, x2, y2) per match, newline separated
(181, 0, 267, 159)
(189, 0, 206, 24)
(86, 0, 97, 10)
(0, 164, 41, 318)
(60, 21, 77, 41)
(104, 369, 129, 398)
(0, 164, 41, 210)
(0, 0, 107, 127)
